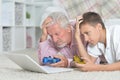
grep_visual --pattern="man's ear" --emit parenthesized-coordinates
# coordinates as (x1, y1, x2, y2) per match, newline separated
(66, 24, 72, 32)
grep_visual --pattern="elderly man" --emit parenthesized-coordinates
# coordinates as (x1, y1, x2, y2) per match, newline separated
(38, 6, 85, 67)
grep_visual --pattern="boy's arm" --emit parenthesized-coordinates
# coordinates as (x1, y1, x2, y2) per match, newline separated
(75, 16, 96, 63)
(75, 61, 120, 71)
(104, 62, 120, 71)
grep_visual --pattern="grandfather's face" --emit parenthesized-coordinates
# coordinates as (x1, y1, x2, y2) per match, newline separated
(47, 23, 71, 48)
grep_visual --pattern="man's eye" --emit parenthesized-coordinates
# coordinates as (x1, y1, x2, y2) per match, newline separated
(55, 33, 59, 35)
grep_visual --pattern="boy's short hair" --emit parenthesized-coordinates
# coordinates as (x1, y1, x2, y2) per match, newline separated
(80, 12, 105, 29)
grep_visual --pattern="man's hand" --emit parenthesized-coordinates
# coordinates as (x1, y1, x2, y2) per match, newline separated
(40, 17, 52, 42)
(40, 26, 48, 42)
(50, 54, 68, 68)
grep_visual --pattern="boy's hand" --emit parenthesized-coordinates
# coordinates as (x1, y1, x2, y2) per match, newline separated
(75, 16, 83, 40)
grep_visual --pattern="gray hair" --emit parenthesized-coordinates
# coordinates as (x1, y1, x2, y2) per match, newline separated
(47, 12, 70, 28)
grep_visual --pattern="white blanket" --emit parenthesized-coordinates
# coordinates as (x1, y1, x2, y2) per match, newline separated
(0, 49, 120, 80)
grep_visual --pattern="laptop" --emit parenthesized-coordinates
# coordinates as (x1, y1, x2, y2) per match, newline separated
(4, 53, 73, 74)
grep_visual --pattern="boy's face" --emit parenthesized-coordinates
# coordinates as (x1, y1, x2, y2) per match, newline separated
(80, 23, 100, 46)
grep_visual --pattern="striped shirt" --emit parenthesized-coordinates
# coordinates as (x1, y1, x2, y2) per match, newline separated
(38, 25, 81, 67)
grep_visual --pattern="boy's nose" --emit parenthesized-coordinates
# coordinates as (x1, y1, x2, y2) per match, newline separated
(84, 36, 89, 42)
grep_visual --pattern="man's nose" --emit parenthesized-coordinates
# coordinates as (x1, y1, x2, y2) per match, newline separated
(52, 35, 58, 42)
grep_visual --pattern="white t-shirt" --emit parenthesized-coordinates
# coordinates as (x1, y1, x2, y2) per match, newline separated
(87, 25, 120, 64)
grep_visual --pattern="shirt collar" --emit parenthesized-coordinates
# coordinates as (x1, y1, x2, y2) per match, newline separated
(97, 27, 110, 54)
(68, 26, 76, 48)
(106, 27, 110, 49)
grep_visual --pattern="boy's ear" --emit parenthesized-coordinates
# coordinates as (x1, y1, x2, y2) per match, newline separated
(96, 23, 103, 30)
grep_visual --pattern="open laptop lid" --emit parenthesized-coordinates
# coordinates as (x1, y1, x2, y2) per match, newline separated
(4, 53, 73, 74)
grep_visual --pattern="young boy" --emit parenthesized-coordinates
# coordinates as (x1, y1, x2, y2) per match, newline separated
(74, 12, 120, 71)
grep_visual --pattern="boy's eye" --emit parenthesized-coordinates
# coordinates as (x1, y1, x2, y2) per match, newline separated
(86, 32, 89, 35)
(85, 32, 88, 35)
(85, 32, 90, 36)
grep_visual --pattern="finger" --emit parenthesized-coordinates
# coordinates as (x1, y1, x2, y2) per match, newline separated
(53, 54, 64, 59)
(70, 61, 76, 67)
(74, 62, 84, 68)
(53, 56, 66, 65)
(80, 57, 91, 63)
(76, 16, 83, 27)
(42, 17, 53, 29)
(43, 17, 52, 25)
(76, 16, 83, 22)
(75, 19, 83, 30)
(41, 25, 47, 32)
(50, 61, 63, 67)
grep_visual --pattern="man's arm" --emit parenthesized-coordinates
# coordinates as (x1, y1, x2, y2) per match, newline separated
(38, 39, 72, 68)
(38, 39, 58, 63)
(38, 17, 57, 63)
